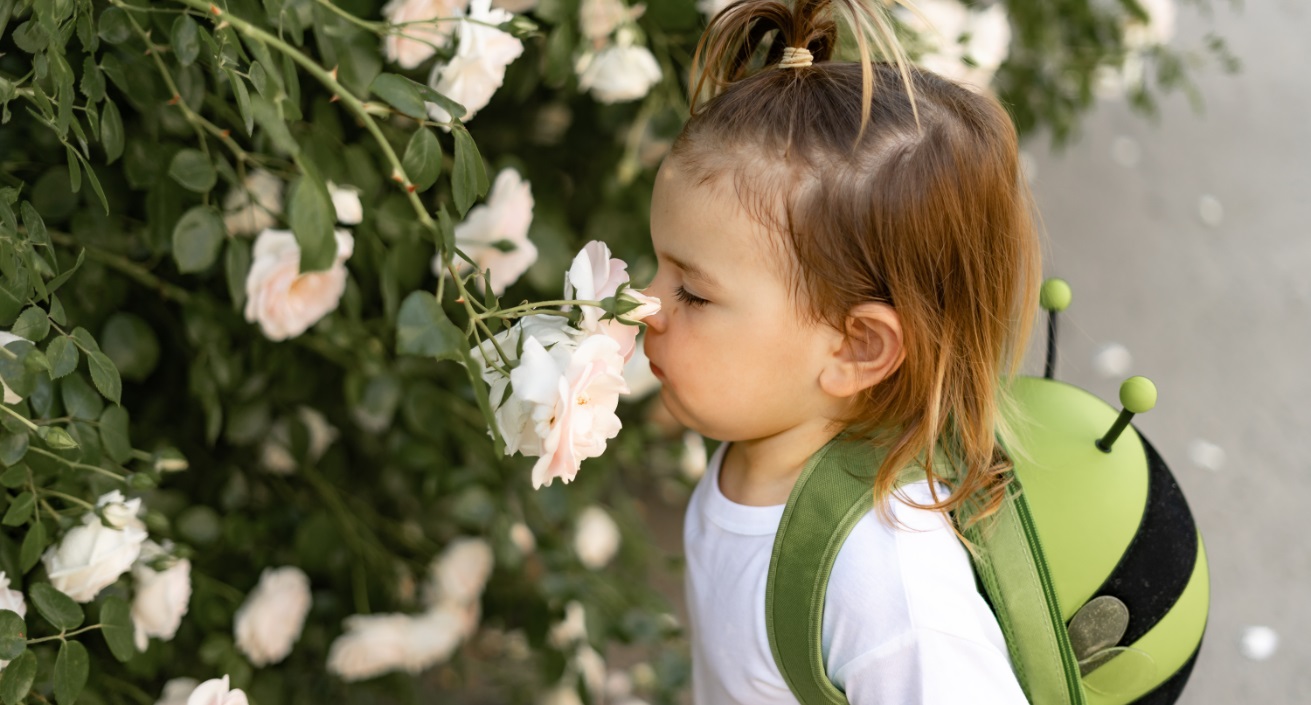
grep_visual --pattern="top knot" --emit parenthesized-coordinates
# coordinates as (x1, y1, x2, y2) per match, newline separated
(779, 46, 814, 69)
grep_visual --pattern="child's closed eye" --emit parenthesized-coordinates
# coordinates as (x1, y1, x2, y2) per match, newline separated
(674, 286, 710, 308)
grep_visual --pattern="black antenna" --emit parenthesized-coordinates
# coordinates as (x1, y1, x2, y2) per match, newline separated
(1096, 376, 1157, 453)
(1040, 278, 1072, 379)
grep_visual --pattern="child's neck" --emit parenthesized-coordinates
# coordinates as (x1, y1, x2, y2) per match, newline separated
(718, 420, 844, 507)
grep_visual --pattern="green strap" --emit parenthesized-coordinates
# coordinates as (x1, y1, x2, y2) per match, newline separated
(767, 435, 1085, 705)
(765, 434, 909, 705)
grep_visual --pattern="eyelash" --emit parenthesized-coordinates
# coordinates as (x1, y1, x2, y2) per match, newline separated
(674, 286, 710, 308)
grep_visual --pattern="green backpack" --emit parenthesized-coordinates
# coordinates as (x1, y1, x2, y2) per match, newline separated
(765, 280, 1209, 705)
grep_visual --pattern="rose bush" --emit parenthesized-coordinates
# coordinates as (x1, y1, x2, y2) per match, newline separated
(0, 0, 1233, 702)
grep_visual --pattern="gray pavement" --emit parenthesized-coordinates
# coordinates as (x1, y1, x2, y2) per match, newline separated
(1025, 0, 1311, 702)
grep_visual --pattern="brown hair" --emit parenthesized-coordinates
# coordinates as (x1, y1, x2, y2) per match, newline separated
(674, 0, 1041, 524)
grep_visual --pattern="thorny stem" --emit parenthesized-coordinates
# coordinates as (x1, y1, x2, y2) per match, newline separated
(477, 300, 604, 320)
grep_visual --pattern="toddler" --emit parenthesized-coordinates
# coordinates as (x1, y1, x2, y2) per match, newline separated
(641, 0, 1039, 702)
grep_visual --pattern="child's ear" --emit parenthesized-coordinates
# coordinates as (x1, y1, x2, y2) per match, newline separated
(818, 302, 905, 399)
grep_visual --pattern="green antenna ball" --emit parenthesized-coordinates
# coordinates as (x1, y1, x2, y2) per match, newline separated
(1040, 278, 1073, 312)
(1119, 376, 1158, 414)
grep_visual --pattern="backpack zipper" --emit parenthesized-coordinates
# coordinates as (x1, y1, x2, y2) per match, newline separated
(1012, 487, 1088, 705)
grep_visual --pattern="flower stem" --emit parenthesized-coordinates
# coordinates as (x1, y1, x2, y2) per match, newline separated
(27, 624, 104, 645)
(0, 404, 39, 433)
(477, 300, 603, 320)
(28, 447, 128, 484)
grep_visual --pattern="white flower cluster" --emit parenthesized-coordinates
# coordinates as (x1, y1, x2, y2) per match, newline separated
(326, 537, 494, 681)
(575, 0, 662, 104)
(233, 566, 313, 667)
(472, 241, 660, 488)
(900, 0, 1012, 91)
(221, 169, 364, 342)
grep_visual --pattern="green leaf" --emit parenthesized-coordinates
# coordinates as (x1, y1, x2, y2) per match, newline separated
(99, 596, 135, 662)
(19, 518, 46, 573)
(30, 583, 83, 630)
(19, 520, 47, 573)
(100, 100, 123, 164)
(287, 169, 336, 273)
(98, 405, 131, 464)
(0, 610, 25, 662)
(11, 307, 49, 343)
(368, 73, 428, 120)
(172, 206, 225, 274)
(47, 336, 78, 379)
(97, 7, 131, 44)
(69, 328, 100, 355)
(0, 432, 27, 466)
(224, 69, 254, 136)
(0, 340, 36, 400)
(87, 352, 122, 405)
(171, 15, 201, 66)
(1, 492, 33, 527)
(19, 202, 49, 249)
(168, 149, 217, 193)
(46, 249, 85, 295)
(36, 426, 77, 451)
(101, 313, 160, 383)
(396, 291, 465, 362)
(402, 128, 442, 193)
(452, 127, 488, 216)
(0, 648, 36, 705)
(60, 373, 102, 420)
(53, 639, 88, 704)
(65, 145, 80, 194)
(79, 56, 104, 103)
(225, 238, 251, 311)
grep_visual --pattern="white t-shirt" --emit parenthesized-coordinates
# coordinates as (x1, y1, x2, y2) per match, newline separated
(684, 442, 1029, 705)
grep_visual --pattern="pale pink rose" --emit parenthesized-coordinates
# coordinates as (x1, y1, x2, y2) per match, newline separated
(185, 676, 247, 705)
(233, 566, 312, 667)
(42, 491, 148, 603)
(510, 334, 629, 488)
(579, 0, 631, 41)
(620, 340, 660, 398)
(154, 678, 199, 705)
(327, 182, 363, 225)
(509, 522, 536, 555)
(425, 0, 525, 123)
(438, 168, 536, 295)
(326, 603, 470, 681)
(244, 229, 355, 341)
(574, 505, 620, 569)
(0, 571, 26, 670)
(222, 169, 284, 237)
(424, 537, 494, 607)
(565, 241, 630, 326)
(131, 541, 192, 651)
(382, 0, 470, 69)
(577, 41, 663, 104)
(470, 315, 581, 456)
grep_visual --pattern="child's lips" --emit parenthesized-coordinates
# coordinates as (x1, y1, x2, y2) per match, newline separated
(650, 362, 666, 381)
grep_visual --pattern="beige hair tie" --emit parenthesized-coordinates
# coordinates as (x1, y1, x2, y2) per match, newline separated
(779, 46, 814, 69)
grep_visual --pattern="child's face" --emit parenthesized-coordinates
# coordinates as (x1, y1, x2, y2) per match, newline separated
(642, 160, 846, 443)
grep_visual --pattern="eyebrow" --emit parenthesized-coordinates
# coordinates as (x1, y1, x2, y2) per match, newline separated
(664, 253, 717, 288)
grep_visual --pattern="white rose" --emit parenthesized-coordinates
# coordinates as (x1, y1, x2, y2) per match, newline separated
(680, 431, 708, 481)
(326, 604, 469, 681)
(234, 566, 312, 667)
(0, 331, 30, 404)
(131, 541, 192, 651)
(244, 228, 354, 341)
(425, 0, 525, 123)
(539, 685, 585, 705)
(154, 678, 199, 705)
(185, 675, 248, 705)
(0, 571, 27, 670)
(382, 0, 470, 69)
(509, 522, 536, 555)
(327, 182, 363, 225)
(223, 169, 284, 237)
(902, 0, 1010, 90)
(573, 506, 620, 570)
(565, 240, 631, 330)
(438, 168, 537, 295)
(579, 0, 631, 41)
(470, 315, 582, 456)
(424, 537, 494, 607)
(577, 40, 662, 104)
(259, 407, 339, 474)
(511, 335, 628, 488)
(576, 645, 607, 698)
(42, 491, 148, 603)
(548, 600, 587, 649)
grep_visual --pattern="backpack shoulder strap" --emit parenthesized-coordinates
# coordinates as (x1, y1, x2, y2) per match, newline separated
(765, 434, 922, 705)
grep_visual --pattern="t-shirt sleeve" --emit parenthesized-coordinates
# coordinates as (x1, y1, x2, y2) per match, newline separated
(820, 484, 1029, 705)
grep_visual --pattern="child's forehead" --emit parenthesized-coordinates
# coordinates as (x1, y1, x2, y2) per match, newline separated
(652, 159, 789, 274)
